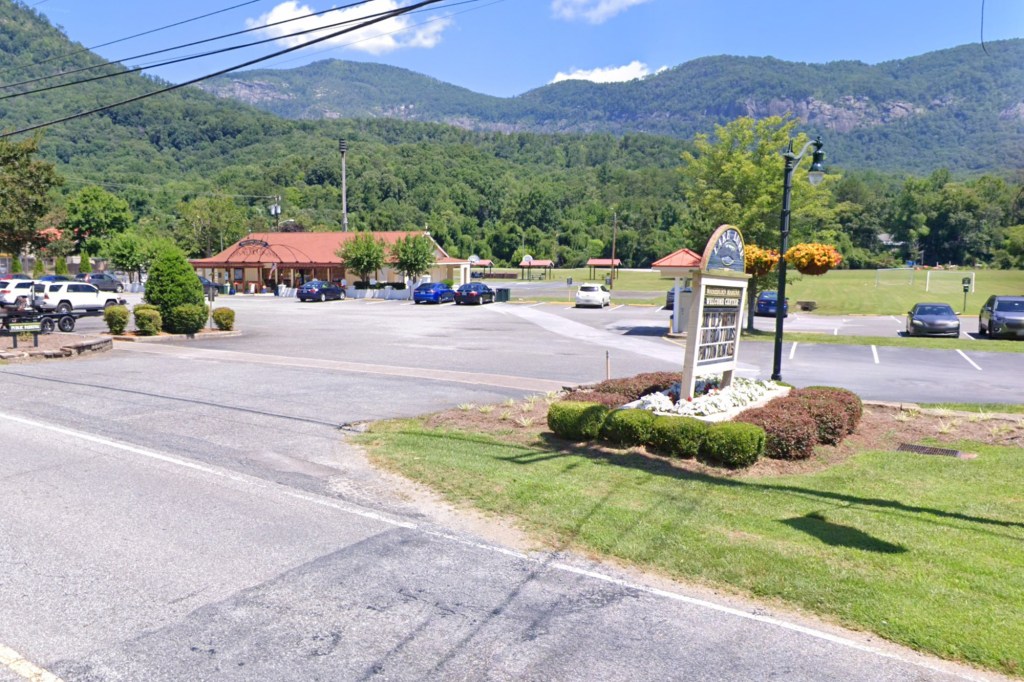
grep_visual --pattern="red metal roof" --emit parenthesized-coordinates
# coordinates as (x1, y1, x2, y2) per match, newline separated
(585, 258, 621, 267)
(519, 259, 554, 267)
(191, 231, 455, 267)
(471, 259, 494, 267)
(651, 248, 702, 269)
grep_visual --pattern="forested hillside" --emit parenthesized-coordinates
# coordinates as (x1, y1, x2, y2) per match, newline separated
(199, 41, 1024, 174)
(0, 0, 1021, 275)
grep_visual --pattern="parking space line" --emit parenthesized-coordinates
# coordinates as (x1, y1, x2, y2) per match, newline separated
(956, 349, 982, 371)
(871, 345, 879, 364)
(788, 342, 798, 360)
(833, 328, 838, 335)
(609, 304, 625, 311)
(0, 643, 63, 682)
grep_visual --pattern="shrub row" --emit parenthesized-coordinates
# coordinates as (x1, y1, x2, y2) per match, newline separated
(105, 303, 236, 336)
(547, 401, 766, 468)
(589, 372, 679, 402)
(733, 386, 862, 460)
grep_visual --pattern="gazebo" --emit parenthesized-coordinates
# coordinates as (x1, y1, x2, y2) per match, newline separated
(518, 258, 554, 280)
(585, 257, 621, 281)
(652, 248, 702, 334)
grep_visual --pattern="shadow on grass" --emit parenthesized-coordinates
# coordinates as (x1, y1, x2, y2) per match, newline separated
(781, 513, 906, 553)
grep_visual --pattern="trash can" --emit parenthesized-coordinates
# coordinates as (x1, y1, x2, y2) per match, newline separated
(495, 288, 510, 302)
(220, 284, 230, 295)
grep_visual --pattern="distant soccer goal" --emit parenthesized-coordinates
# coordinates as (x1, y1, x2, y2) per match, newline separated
(874, 268, 916, 287)
(926, 270, 975, 293)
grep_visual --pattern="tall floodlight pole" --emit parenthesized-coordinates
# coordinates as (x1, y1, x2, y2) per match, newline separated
(339, 139, 349, 232)
(772, 137, 825, 381)
(609, 212, 618, 290)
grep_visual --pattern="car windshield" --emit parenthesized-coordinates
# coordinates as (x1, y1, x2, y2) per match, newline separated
(994, 299, 1024, 312)
(917, 305, 953, 315)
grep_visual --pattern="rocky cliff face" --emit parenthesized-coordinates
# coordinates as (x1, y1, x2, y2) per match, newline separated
(739, 96, 947, 133)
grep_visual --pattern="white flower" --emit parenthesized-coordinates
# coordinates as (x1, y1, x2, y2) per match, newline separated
(627, 377, 783, 417)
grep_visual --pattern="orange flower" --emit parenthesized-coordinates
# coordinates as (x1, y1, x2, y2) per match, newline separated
(784, 243, 842, 276)
(745, 245, 779, 277)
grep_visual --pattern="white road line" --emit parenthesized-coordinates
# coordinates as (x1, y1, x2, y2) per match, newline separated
(788, 342, 798, 360)
(832, 328, 838, 336)
(889, 315, 902, 324)
(0, 644, 63, 682)
(871, 345, 880, 364)
(0, 413, 979, 679)
(609, 304, 625, 311)
(956, 349, 982, 371)
(529, 302, 546, 308)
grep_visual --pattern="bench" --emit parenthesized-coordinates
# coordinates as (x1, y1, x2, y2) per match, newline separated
(1, 320, 42, 349)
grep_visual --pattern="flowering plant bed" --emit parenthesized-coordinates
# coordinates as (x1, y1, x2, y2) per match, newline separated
(625, 376, 788, 420)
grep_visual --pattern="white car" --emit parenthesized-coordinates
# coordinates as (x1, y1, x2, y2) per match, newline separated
(34, 281, 125, 312)
(0, 279, 39, 309)
(575, 283, 611, 308)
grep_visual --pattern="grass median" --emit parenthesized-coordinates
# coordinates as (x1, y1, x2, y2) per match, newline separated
(360, 404, 1024, 676)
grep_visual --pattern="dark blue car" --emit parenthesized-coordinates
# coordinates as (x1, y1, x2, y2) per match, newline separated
(755, 290, 788, 317)
(297, 280, 345, 302)
(413, 282, 455, 304)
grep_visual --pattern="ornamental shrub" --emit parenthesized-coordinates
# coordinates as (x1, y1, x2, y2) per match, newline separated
(212, 307, 235, 331)
(563, 390, 630, 408)
(134, 308, 162, 336)
(143, 246, 204, 328)
(800, 386, 863, 433)
(600, 408, 656, 447)
(789, 390, 850, 445)
(31, 259, 44, 278)
(734, 398, 818, 460)
(103, 305, 129, 335)
(701, 422, 765, 467)
(547, 401, 610, 441)
(591, 372, 680, 402)
(650, 415, 707, 459)
(164, 303, 207, 335)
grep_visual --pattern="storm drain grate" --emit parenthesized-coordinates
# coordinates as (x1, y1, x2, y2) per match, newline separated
(897, 443, 965, 458)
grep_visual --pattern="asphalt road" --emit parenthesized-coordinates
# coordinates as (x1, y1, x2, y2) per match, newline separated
(1, 293, 1017, 681)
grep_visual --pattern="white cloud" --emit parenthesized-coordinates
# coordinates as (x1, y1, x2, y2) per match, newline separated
(551, 60, 663, 84)
(248, 1, 452, 55)
(551, 0, 652, 24)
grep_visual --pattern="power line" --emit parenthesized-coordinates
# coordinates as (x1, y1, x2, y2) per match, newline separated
(0, 0, 456, 139)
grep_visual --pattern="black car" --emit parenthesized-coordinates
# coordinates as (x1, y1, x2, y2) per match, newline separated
(76, 271, 124, 293)
(978, 295, 1024, 339)
(297, 279, 345, 302)
(906, 302, 960, 337)
(454, 282, 495, 305)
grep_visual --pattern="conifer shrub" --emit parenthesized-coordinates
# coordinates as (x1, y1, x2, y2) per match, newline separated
(701, 422, 765, 467)
(600, 408, 656, 447)
(164, 303, 207, 335)
(734, 398, 818, 460)
(547, 401, 610, 441)
(54, 258, 69, 276)
(134, 308, 162, 336)
(31, 259, 44, 278)
(103, 305, 129, 335)
(143, 246, 204, 329)
(212, 307, 235, 331)
(649, 415, 707, 459)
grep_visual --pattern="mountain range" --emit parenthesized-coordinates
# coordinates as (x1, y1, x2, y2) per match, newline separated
(197, 41, 1024, 173)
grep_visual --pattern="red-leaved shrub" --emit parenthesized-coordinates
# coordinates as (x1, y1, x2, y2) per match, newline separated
(798, 386, 863, 434)
(734, 398, 818, 460)
(589, 372, 679, 402)
(563, 391, 630, 408)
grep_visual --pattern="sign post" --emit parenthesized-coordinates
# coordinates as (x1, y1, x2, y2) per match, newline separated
(680, 225, 751, 400)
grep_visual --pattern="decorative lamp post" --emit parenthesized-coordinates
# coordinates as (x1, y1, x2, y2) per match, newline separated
(771, 136, 825, 381)
(339, 139, 349, 232)
(268, 197, 281, 228)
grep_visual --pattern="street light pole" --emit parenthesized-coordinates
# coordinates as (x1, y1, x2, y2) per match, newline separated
(772, 137, 825, 382)
(339, 139, 349, 232)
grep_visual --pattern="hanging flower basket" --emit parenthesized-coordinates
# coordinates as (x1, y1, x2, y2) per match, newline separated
(785, 243, 842, 277)
(744, 245, 779, 277)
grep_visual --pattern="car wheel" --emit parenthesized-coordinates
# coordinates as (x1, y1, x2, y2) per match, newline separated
(115, 284, 124, 293)
(40, 318, 55, 333)
(988, 323, 996, 339)
(104, 299, 117, 308)
(319, 293, 326, 302)
(56, 302, 72, 314)
(58, 315, 75, 332)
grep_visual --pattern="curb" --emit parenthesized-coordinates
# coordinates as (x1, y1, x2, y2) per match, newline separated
(0, 337, 112, 363)
(110, 330, 243, 343)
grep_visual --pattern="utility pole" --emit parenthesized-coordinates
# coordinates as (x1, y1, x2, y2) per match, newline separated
(609, 212, 618, 290)
(339, 139, 349, 232)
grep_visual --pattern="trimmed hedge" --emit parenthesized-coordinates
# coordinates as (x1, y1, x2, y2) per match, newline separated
(650, 415, 707, 459)
(735, 398, 818, 460)
(212, 307, 235, 331)
(103, 305, 129, 335)
(600, 408, 656, 446)
(800, 386, 863, 434)
(564, 390, 630, 409)
(164, 303, 207, 335)
(702, 422, 765, 467)
(134, 308, 162, 336)
(547, 401, 610, 441)
(789, 390, 849, 445)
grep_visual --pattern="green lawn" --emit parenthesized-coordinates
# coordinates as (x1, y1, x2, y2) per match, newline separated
(362, 422, 1024, 676)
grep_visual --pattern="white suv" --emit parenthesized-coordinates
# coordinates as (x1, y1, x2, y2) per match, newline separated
(35, 281, 124, 312)
(0, 279, 39, 309)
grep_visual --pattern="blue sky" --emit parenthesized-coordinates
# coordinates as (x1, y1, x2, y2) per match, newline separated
(33, 0, 1024, 97)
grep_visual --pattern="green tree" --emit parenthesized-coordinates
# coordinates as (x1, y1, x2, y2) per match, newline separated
(101, 230, 148, 282)
(144, 245, 204, 328)
(338, 233, 386, 284)
(391, 234, 435, 295)
(65, 186, 133, 254)
(174, 196, 247, 257)
(0, 137, 62, 265)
